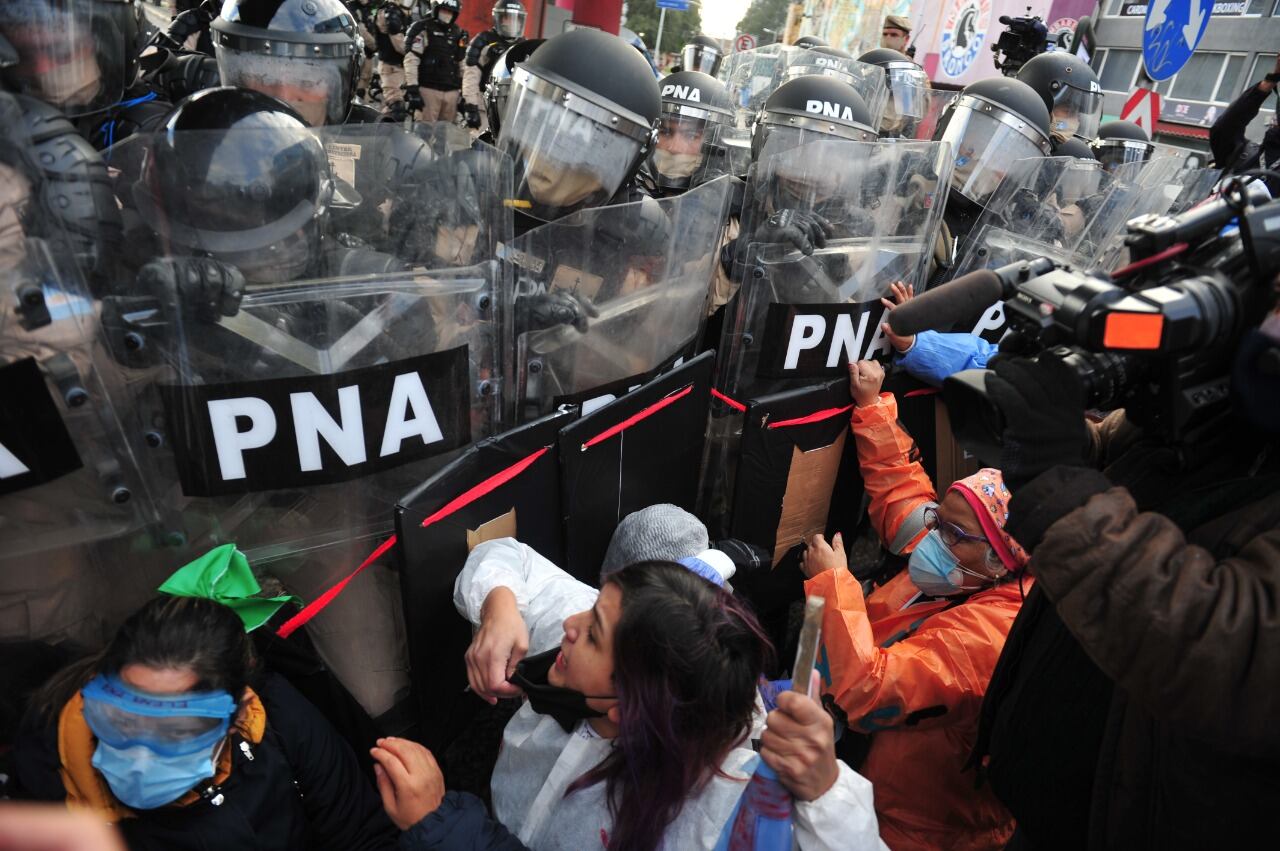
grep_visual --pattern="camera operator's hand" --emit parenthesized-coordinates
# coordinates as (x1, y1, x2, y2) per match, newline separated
(985, 355, 1090, 492)
(848, 359, 885, 407)
(879, 281, 915, 353)
(756, 209, 834, 255)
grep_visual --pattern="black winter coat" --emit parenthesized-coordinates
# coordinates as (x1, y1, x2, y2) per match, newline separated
(15, 673, 399, 851)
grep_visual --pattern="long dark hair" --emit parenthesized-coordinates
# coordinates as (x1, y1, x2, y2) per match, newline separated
(29, 596, 260, 725)
(568, 561, 775, 851)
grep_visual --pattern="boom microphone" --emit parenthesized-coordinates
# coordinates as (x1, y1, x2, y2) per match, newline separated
(887, 259, 1056, 336)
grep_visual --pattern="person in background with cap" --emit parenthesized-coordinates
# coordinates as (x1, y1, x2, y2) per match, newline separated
(11, 562, 399, 850)
(797, 358, 1030, 851)
(881, 15, 911, 54)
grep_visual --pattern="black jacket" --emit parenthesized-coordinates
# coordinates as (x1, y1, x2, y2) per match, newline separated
(15, 673, 399, 851)
(1209, 82, 1280, 195)
(398, 791, 529, 851)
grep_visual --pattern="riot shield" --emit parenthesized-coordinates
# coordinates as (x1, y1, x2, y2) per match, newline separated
(779, 51, 889, 126)
(881, 83, 961, 141)
(716, 138, 953, 402)
(505, 175, 734, 424)
(952, 156, 1133, 284)
(98, 122, 511, 565)
(0, 162, 153, 559)
(718, 44, 800, 127)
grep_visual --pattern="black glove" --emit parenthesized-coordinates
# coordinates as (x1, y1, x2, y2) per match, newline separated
(462, 103, 482, 129)
(516, 290, 599, 334)
(713, 538, 771, 576)
(754, 209, 834, 255)
(138, 256, 245, 323)
(402, 85, 424, 111)
(984, 354, 1091, 493)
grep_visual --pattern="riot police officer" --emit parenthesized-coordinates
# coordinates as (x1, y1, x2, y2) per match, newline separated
(461, 0, 525, 133)
(643, 70, 736, 196)
(1093, 119, 1155, 171)
(933, 76, 1052, 244)
(859, 47, 930, 138)
(497, 27, 661, 232)
(1016, 50, 1103, 144)
(681, 34, 724, 77)
(482, 37, 541, 140)
(374, 0, 416, 117)
(211, 0, 371, 126)
(348, 0, 379, 100)
(403, 0, 468, 122)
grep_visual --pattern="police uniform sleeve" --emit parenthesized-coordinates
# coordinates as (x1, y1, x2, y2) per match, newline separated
(465, 31, 490, 67)
(462, 61, 483, 105)
(260, 674, 400, 850)
(403, 24, 424, 87)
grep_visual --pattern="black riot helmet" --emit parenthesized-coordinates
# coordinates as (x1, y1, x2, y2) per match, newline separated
(752, 74, 876, 161)
(435, 0, 461, 24)
(793, 35, 827, 49)
(681, 34, 724, 77)
(1051, 134, 1097, 160)
(0, 0, 142, 117)
(1016, 50, 1103, 141)
(780, 45, 884, 118)
(133, 87, 334, 285)
(212, 0, 361, 128)
(485, 38, 542, 136)
(858, 47, 929, 137)
(1092, 119, 1154, 172)
(648, 70, 734, 191)
(497, 28, 661, 222)
(492, 0, 526, 39)
(933, 76, 1051, 207)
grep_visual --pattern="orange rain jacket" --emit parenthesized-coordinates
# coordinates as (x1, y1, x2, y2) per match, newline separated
(805, 393, 1029, 851)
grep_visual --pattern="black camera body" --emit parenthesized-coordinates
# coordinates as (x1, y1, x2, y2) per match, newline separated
(992, 11, 1050, 76)
(945, 181, 1280, 461)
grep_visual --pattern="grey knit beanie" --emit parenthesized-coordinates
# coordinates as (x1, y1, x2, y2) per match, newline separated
(600, 504, 710, 575)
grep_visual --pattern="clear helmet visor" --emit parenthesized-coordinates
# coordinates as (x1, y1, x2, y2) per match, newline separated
(216, 47, 351, 127)
(941, 106, 1047, 206)
(494, 9, 526, 38)
(682, 44, 721, 76)
(649, 113, 711, 187)
(1094, 139, 1154, 172)
(0, 0, 138, 115)
(498, 80, 646, 222)
(1049, 84, 1103, 141)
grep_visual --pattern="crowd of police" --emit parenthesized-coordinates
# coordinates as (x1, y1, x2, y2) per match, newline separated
(1, 2, 1279, 850)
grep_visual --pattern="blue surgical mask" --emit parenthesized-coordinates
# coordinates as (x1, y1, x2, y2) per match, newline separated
(907, 530, 991, 597)
(91, 738, 222, 810)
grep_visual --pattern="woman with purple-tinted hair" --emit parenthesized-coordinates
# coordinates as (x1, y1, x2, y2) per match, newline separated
(375, 556, 886, 851)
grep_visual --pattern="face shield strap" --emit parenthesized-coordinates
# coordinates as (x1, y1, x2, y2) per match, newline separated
(213, 22, 359, 59)
(757, 109, 877, 144)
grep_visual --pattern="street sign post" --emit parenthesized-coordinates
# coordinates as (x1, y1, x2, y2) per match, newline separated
(1121, 87, 1162, 135)
(656, 0, 690, 9)
(654, 0, 691, 59)
(735, 32, 757, 52)
(1142, 0, 1212, 81)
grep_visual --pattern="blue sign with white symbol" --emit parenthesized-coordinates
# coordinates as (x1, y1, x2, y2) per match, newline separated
(1143, 0, 1213, 81)
(656, 0, 690, 10)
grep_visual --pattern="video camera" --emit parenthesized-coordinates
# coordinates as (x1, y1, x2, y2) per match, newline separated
(889, 180, 1280, 462)
(992, 9, 1052, 77)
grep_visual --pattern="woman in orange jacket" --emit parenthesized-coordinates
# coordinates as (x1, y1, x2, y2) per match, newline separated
(800, 358, 1030, 851)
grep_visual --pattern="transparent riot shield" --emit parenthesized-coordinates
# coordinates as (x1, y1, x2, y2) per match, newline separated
(505, 176, 734, 424)
(951, 156, 1137, 283)
(881, 83, 961, 141)
(98, 122, 511, 566)
(716, 138, 953, 402)
(0, 127, 154, 558)
(718, 44, 800, 127)
(779, 51, 889, 126)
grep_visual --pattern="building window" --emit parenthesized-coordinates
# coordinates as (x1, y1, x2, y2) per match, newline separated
(1247, 53, 1279, 110)
(1099, 48, 1140, 93)
(1215, 55, 1246, 102)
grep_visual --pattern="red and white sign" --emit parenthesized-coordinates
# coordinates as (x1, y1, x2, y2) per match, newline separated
(734, 33, 757, 52)
(1121, 87, 1162, 135)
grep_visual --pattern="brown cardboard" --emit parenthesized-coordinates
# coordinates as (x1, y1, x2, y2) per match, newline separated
(466, 508, 518, 552)
(550, 264, 605, 301)
(772, 430, 848, 566)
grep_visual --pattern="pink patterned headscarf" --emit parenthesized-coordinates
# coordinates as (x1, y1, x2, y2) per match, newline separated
(948, 468, 1029, 572)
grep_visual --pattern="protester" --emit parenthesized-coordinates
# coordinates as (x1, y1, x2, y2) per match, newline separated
(1211, 54, 1280, 196)
(389, 558, 885, 850)
(796, 357, 1029, 851)
(12, 596, 398, 850)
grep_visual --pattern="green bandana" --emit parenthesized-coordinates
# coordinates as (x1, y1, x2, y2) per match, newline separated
(158, 544, 300, 632)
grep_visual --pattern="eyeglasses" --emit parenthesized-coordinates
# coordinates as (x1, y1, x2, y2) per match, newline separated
(923, 505, 988, 548)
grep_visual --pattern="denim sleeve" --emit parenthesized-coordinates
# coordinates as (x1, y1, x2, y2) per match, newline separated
(897, 330, 999, 386)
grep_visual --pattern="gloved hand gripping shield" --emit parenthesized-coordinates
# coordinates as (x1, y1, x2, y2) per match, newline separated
(504, 176, 734, 423)
(98, 122, 511, 564)
(0, 92, 153, 558)
(716, 138, 953, 401)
